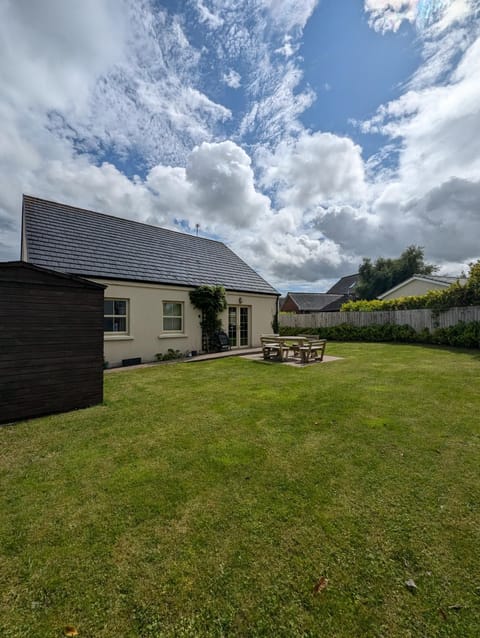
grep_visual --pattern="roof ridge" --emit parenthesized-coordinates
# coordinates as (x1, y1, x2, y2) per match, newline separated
(22, 194, 224, 246)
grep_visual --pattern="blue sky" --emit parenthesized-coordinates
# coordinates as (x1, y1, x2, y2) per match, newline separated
(1, 0, 480, 293)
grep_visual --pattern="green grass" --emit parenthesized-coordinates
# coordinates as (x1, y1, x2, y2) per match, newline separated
(1, 343, 480, 637)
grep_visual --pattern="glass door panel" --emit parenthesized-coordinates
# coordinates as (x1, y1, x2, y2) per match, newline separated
(228, 305, 250, 348)
(239, 307, 249, 347)
(228, 307, 237, 347)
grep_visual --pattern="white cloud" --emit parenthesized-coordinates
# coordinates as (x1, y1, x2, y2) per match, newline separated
(399, 177, 480, 262)
(320, 26, 480, 269)
(262, 0, 319, 31)
(194, 0, 224, 29)
(222, 69, 242, 88)
(427, 0, 474, 32)
(364, 0, 417, 33)
(205, 1, 319, 145)
(364, 0, 477, 33)
(0, 0, 126, 115)
(185, 141, 271, 229)
(71, 2, 231, 165)
(239, 63, 316, 143)
(260, 131, 367, 208)
(275, 35, 299, 58)
(365, 31, 480, 199)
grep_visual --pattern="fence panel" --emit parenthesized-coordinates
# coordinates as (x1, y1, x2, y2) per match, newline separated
(279, 306, 480, 331)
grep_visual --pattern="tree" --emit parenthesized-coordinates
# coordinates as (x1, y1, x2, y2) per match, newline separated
(355, 246, 437, 300)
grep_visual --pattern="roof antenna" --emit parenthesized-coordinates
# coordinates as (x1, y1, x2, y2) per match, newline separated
(195, 223, 200, 237)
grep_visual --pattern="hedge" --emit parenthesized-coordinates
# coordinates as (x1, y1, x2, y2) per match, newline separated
(279, 321, 480, 349)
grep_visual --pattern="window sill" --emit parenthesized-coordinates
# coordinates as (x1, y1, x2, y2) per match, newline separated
(104, 335, 134, 341)
(158, 333, 188, 339)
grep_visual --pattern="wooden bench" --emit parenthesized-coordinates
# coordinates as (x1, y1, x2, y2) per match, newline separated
(260, 336, 289, 361)
(297, 339, 327, 364)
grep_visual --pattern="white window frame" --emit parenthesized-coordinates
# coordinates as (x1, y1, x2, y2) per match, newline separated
(162, 301, 184, 333)
(104, 298, 129, 334)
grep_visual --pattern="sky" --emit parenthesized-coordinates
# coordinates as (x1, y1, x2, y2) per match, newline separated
(1, 0, 480, 293)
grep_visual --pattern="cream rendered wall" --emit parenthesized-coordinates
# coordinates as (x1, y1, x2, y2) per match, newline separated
(222, 291, 278, 346)
(91, 279, 277, 367)
(381, 279, 447, 301)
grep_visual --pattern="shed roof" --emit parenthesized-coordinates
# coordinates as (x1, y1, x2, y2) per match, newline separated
(0, 260, 105, 289)
(22, 195, 278, 295)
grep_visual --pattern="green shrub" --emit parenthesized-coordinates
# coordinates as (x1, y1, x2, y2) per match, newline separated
(155, 349, 183, 361)
(279, 322, 480, 349)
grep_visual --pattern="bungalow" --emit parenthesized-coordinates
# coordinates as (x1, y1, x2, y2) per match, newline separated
(21, 196, 279, 367)
(378, 274, 466, 301)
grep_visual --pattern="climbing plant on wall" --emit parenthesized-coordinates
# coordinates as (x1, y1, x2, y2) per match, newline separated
(189, 285, 227, 352)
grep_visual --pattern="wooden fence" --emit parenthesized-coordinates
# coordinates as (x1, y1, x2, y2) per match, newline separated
(279, 306, 480, 332)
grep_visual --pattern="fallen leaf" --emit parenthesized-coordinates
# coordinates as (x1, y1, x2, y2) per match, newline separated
(313, 576, 328, 594)
(405, 579, 417, 592)
(64, 627, 78, 637)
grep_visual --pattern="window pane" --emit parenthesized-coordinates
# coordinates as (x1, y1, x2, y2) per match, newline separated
(104, 300, 114, 314)
(113, 318, 126, 332)
(163, 302, 182, 317)
(114, 300, 127, 315)
(163, 317, 182, 331)
(104, 317, 114, 332)
(163, 302, 174, 316)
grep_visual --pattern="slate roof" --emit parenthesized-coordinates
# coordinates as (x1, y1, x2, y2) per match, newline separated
(22, 196, 278, 295)
(282, 292, 346, 312)
(326, 273, 359, 295)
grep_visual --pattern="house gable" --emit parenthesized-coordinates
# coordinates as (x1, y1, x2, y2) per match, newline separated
(378, 274, 466, 300)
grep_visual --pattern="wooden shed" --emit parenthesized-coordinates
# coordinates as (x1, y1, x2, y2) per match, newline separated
(0, 261, 105, 424)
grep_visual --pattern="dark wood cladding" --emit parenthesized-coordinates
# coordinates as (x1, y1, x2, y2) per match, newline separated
(0, 262, 105, 424)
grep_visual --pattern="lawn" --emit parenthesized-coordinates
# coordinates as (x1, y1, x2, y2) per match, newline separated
(1, 343, 480, 637)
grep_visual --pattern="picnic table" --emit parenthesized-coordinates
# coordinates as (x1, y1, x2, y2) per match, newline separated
(260, 335, 326, 364)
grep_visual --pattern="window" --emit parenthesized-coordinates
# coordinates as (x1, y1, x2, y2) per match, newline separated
(163, 301, 183, 332)
(104, 299, 129, 333)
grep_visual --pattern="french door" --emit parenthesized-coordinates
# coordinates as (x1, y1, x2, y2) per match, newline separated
(228, 306, 250, 348)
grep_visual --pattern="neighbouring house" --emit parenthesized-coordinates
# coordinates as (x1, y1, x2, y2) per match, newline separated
(281, 292, 346, 313)
(378, 274, 467, 301)
(0, 261, 104, 423)
(280, 273, 359, 314)
(326, 273, 359, 296)
(22, 196, 279, 367)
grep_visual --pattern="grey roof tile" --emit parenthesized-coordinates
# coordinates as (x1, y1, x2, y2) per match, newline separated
(23, 196, 278, 295)
(326, 273, 359, 295)
(284, 292, 346, 312)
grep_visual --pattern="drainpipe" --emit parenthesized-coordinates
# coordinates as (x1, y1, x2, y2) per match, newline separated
(275, 294, 280, 333)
